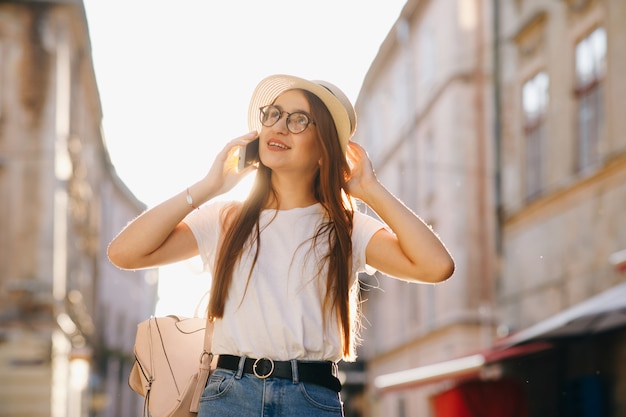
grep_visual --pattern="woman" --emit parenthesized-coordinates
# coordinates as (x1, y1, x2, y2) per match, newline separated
(108, 74, 454, 416)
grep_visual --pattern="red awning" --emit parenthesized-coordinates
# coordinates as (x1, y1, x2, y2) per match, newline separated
(432, 379, 529, 417)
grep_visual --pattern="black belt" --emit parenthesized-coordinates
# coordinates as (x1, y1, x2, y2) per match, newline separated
(216, 354, 342, 392)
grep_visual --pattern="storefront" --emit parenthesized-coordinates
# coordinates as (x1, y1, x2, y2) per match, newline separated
(374, 282, 626, 417)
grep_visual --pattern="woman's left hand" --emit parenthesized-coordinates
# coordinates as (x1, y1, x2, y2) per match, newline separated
(345, 141, 379, 201)
(345, 141, 455, 283)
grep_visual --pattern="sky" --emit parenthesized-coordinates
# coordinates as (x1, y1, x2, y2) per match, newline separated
(83, 0, 406, 316)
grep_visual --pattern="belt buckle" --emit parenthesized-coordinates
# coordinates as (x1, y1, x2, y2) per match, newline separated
(252, 357, 275, 379)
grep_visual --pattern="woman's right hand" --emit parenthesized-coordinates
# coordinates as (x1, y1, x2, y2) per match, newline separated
(198, 131, 258, 200)
(107, 131, 258, 270)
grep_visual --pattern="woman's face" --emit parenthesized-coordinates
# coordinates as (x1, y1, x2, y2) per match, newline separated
(259, 89, 322, 176)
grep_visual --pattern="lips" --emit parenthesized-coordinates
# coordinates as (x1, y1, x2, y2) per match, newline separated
(268, 140, 291, 150)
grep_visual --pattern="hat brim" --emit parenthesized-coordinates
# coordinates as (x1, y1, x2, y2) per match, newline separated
(248, 74, 356, 153)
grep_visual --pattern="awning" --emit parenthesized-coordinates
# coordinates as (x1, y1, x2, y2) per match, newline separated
(501, 281, 626, 346)
(374, 342, 551, 392)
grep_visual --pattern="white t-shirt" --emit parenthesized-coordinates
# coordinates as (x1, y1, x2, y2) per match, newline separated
(183, 201, 384, 362)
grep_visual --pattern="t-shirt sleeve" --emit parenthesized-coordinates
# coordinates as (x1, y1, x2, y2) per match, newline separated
(352, 209, 387, 275)
(182, 201, 229, 273)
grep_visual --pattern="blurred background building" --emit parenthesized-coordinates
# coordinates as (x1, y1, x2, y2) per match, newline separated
(1, 0, 625, 416)
(0, 1, 157, 416)
(354, 0, 626, 416)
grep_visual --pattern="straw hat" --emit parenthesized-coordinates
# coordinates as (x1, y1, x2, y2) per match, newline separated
(248, 74, 356, 153)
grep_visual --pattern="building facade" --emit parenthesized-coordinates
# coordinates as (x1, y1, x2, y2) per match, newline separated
(353, 0, 499, 415)
(354, 0, 626, 416)
(496, 0, 626, 415)
(0, 1, 157, 416)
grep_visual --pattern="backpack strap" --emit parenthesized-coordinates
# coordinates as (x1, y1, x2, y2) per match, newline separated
(190, 318, 215, 412)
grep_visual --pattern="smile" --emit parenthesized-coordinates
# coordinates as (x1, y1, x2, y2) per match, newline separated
(268, 141, 290, 150)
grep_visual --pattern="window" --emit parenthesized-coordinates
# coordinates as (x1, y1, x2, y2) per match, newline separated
(393, 61, 411, 127)
(522, 71, 549, 199)
(575, 27, 606, 172)
(364, 96, 384, 156)
(418, 24, 436, 90)
(424, 132, 436, 201)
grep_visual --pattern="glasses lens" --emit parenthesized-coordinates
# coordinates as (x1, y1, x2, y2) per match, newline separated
(287, 113, 309, 134)
(260, 106, 281, 127)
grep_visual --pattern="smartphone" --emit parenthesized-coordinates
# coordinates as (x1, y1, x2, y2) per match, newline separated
(238, 137, 259, 171)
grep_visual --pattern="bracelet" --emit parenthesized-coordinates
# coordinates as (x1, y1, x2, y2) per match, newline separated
(186, 187, 199, 210)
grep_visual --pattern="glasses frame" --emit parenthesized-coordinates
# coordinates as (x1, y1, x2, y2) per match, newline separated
(259, 105, 316, 134)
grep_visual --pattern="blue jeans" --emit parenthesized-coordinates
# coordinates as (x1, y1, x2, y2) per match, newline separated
(198, 359, 344, 417)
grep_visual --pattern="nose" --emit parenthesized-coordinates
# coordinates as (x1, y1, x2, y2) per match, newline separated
(271, 112, 289, 134)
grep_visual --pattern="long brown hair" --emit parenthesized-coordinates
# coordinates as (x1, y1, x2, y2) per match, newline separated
(209, 89, 359, 359)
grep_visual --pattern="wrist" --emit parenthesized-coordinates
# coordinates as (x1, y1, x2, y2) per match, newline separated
(357, 179, 387, 206)
(186, 180, 222, 209)
(185, 187, 199, 210)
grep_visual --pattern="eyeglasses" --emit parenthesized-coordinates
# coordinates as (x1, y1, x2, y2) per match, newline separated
(259, 105, 316, 134)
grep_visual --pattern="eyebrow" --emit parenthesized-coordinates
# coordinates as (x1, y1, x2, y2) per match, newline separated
(270, 104, 312, 117)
